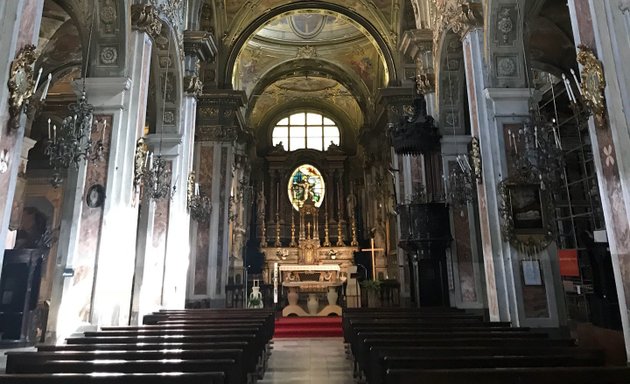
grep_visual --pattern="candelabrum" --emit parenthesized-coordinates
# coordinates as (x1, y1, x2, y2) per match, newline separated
(350, 216, 358, 247)
(323, 212, 332, 247)
(143, 153, 175, 201)
(187, 171, 212, 223)
(506, 116, 564, 191)
(289, 212, 297, 247)
(260, 217, 268, 247)
(448, 153, 476, 209)
(45, 91, 105, 187)
(274, 212, 281, 247)
(336, 218, 346, 247)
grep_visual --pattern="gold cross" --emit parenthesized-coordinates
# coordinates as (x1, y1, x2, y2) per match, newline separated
(361, 238, 384, 280)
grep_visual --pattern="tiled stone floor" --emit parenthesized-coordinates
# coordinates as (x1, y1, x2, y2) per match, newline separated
(259, 337, 355, 384)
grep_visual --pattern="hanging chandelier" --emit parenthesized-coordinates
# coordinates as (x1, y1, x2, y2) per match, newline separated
(187, 171, 211, 222)
(507, 112, 564, 191)
(45, 91, 105, 187)
(143, 152, 175, 201)
(447, 153, 475, 209)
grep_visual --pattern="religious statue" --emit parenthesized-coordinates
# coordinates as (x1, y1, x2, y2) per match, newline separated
(256, 190, 266, 218)
(346, 192, 357, 218)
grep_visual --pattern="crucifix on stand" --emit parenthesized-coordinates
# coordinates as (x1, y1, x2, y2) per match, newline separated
(362, 237, 384, 280)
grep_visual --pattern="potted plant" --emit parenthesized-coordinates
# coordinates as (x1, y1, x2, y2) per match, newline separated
(361, 280, 381, 308)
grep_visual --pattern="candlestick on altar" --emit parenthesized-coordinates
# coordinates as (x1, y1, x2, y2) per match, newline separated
(289, 210, 297, 247)
(323, 210, 332, 247)
(274, 211, 281, 247)
(47, 118, 51, 140)
(336, 218, 346, 247)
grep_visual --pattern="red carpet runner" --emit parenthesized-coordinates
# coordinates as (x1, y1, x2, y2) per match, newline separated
(274, 316, 343, 338)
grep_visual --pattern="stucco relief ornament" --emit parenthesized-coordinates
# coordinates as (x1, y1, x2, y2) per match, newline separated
(100, 47, 118, 65)
(7, 44, 38, 127)
(576, 45, 607, 126)
(131, 4, 163, 39)
(497, 8, 513, 43)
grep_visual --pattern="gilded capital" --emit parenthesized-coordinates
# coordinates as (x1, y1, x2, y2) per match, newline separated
(433, 1, 483, 54)
(131, 4, 162, 40)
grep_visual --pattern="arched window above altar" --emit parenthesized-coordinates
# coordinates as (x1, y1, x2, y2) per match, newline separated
(288, 164, 325, 211)
(272, 112, 340, 151)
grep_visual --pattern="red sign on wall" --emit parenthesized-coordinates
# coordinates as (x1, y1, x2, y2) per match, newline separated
(559, 249, 580, 277)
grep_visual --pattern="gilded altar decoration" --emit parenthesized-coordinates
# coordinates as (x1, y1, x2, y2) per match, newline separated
(470, 136, 482, 184)
(288, 164, 325, 210)
(576, 45, 607, 126)
(8, 44, 38, 125)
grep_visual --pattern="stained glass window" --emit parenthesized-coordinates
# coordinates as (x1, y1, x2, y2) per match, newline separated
(272, 112, 340, 151)
(288, 164, 325, 211)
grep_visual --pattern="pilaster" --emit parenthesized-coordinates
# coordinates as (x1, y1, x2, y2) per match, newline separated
(568, 0, 630, 359)
(463, 28, 566, 327)
(0, 0, 45, 265)
(189, 90, 245, 306)
(441, 135, 484, 309)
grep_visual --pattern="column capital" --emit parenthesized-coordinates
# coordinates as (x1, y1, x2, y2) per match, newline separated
(75, 77, 132, 110)
(131, 4, 163, 41)
(144, 133, 182, 159)
(400, 29, 433, 60)
(196, 90, 247, 142)
(433, 1, 483, 52)
(483, 87, 532, 116)
(184, 30, 218, 62)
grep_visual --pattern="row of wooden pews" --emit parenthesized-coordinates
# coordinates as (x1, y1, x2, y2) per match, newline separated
(344, 307, 630, 384)
(0, 308, 275, 384)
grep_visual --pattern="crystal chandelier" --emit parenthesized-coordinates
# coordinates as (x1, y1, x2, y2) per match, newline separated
(45, 91, 105, 187)
(187, 171, 211, 222)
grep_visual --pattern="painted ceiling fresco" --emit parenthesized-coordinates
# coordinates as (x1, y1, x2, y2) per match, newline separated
(233, 11, 386, 132)
(249, 76, 364, 131)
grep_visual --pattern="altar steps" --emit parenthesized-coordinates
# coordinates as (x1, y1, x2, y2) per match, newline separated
(274, 316, 343, 338)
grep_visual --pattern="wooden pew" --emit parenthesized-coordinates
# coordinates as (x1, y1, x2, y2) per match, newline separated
(6, 349, 248, 383)
(6, 359, 240, 384)
(385, 367, 630, 384)
(369, 351, 605, 384)
(0, 373, 225, 384)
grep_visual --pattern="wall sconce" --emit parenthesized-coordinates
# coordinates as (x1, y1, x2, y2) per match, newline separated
(8, 45, 52, 129)
(187, 171, 211, 222)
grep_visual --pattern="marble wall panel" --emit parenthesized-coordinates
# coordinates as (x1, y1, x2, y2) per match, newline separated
(74, 115, 112, 321)
(193, 144, 213, 295)
(449, 161, 477, 303)
(215, 146, 228, 295)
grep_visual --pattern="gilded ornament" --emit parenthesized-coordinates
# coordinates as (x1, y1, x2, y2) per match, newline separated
(131, 4, 162, 39)
(470, 136, 482, 184)
(576, 45, 607, 125)
(433, 1, 483, 57)
(8, 44, 38, 125)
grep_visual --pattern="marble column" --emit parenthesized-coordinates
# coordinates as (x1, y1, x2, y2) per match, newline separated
(189, 91, 245, 306)
(0, 0, 44, 263)
(462, 28, 566, 327)
(441, 135, 484, 309)
(568, 0, 630, 358)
